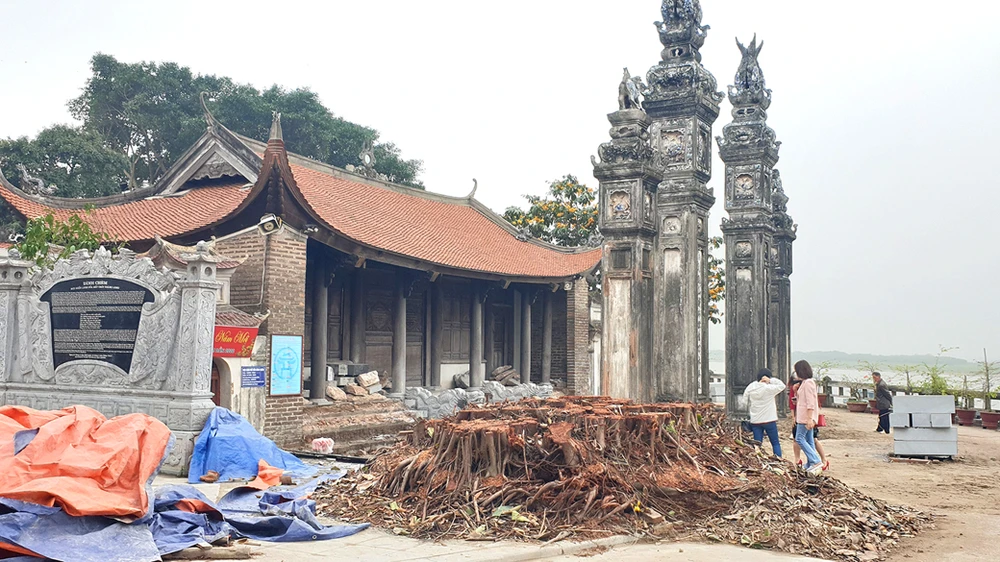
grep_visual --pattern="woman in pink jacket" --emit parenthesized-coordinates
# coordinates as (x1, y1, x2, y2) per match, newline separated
(793, 360, 823, 475)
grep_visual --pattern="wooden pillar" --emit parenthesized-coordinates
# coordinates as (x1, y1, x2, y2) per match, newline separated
(520, 288, 532, 383)
(541, 289, 553, 384)
(309, 262, 329, 400)
(350, 268, 364, 364)
(484, 296, 496, 378)
(469, 284, 484, 388)
(430, 283, 443, 387)
(391, 277, 407, 396)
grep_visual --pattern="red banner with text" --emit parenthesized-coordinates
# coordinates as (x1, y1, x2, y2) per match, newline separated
(213, 326, 258, 358)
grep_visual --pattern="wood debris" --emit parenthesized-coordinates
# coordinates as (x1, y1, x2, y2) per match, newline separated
(314, 396, 930, 561)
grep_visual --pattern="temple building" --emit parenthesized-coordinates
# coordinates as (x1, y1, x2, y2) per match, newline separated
(0, 112, 599, 446)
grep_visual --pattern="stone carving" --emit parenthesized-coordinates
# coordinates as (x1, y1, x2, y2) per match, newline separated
(367, 299, 391, 332)
(609, 190, 631, 220)
(663, 217, 681, 233)
(0, 292, 6, 378)
(2, 244, 219, 476)
(346, 140, 389, 182)
(655, 0, 707, 51)
(734, 174, 755, 199)
(30, 247, 176, 298)
(585, 232, 605, 248)
(730, 35, 771, 109)
(129, 290, 181, 389)
(16, 164, 57, 196)
(191, 153, 240, 181)
(618, 68, 645, 110)
(698, 126, 712, 171)
(644, 192, 653, 221)
(661, 130, 686, 164)
(598, 138, 653, 164)
(735, 241, 753, 258)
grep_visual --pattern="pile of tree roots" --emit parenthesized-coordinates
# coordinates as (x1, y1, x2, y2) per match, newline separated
(314, 396, 930, 561)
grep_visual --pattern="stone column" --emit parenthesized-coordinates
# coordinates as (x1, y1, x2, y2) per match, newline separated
(350, 268, 364, 364)
(0, 250, 29, 387)
(469, 283, 484, 388)
(309, 261, 329, 401)
(390, 276, 407, 397)
(173, 244, 222, 472)
(541, 290, 553, 384)
(718, 36, 781, 416)
(564, 280, 592, 396)
(430, 283, 443, 388)
(484, 296, 496, 377)
(520, 287, 532, 384)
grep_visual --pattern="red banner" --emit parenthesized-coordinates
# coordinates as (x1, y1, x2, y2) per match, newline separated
(213, 326, 258, 358)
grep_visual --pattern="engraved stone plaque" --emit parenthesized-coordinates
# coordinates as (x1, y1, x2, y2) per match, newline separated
(40, 278, 154, 372)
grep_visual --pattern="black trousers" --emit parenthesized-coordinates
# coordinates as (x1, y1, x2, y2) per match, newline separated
(878, 409, 891, 433)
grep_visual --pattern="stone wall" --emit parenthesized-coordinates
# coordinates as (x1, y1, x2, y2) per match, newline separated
(404, 381, 554, 419)
(564, 281, 592, 395)
(0, 246, 218, 476)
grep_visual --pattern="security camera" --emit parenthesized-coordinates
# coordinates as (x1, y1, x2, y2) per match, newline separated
(258, 214, 283, 236)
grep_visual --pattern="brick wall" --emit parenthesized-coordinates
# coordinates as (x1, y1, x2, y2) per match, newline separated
(564, 281, 592, 395)
(216, 227, 308, 447)
(529, 291, 567, 384)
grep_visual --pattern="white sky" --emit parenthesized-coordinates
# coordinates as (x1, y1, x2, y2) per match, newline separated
(1, 1, 998, 360)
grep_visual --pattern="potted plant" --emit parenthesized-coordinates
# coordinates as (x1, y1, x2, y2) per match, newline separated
(846, 399, 868, 413)
(954, 375, 979, 426)
(976, 350, 999, 430)
(839, 371, 872, 413)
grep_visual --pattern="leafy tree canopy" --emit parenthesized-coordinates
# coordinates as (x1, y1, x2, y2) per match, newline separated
(503, 175, 597, 247)
(0, 53, 423, 199)
(14, 211, 114, 267)
(0, 125, 129, 198)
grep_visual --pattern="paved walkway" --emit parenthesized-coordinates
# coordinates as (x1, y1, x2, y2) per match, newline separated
(247, 529, 828, 562)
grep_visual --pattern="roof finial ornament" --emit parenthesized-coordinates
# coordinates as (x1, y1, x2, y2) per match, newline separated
(269, 111, 283, 142)
(200, 92, 218, 130)
(17, 164, 57, 196)
(468, 178, 478, 199)
(729, 34, 771, 110)
(618, 68, 644, 110)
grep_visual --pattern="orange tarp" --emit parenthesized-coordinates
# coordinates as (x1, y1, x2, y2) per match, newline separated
(0, 405, 172, 519)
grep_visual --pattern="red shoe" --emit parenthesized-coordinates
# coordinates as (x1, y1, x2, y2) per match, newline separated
(797, 460, 803, 466)
(822, 460, 830, 471)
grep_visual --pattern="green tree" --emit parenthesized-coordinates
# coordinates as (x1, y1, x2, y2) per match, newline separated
(503, 175, 598, 247)
(14, 212, 114, 267)
(918, 345, 957, 397)
(68, 54, 423, 189)
(0, 126, 129, 198)
(707, 236, 725, 324)
(889, 363, 919, 394)
(975, 348, 998, 411)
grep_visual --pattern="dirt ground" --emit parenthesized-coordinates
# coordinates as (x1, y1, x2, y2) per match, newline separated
(777, 408, 1000, 561)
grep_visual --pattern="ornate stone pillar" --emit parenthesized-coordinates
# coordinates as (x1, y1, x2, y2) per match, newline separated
(718, 36, 781, 416)
(770, 170, 796, 412)
(643, 0, 722, 402)
(593, 108, 660, 401)
(173, 243, 222, 470)
(0, 249, 30, 388)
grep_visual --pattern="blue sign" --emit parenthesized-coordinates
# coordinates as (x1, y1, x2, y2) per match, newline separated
(269, 335, 302, 395)
(241, 366, 266, 388)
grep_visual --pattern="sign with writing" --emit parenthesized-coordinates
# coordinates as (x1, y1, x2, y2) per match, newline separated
(269, 335, 302, 396)
(240, 366, 266, 388)
(213, 326, 259, 357)
(40, 277, 155, 372)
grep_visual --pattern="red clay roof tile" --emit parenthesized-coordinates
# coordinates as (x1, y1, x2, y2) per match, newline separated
(291, 163, 601, 278)
(0, 183, 250, 242)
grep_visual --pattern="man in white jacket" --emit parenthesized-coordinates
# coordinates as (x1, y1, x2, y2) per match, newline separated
(743, 368, 785, 457)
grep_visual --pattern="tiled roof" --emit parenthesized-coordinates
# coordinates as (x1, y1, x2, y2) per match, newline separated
(0, 182, 250, 242)
(290, 163, 602, 278)
(215, 305, 263, 328)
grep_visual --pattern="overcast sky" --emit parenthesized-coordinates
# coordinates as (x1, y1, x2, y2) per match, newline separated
(1, 1, 998, 361)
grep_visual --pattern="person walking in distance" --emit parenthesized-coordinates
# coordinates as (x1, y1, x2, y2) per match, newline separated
(873, 372, 893, 433)
(743, 368, 785, 457)
(793, 360, 823, 475)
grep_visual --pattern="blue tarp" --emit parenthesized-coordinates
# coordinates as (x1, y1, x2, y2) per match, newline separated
(188, 408, 318, 484)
